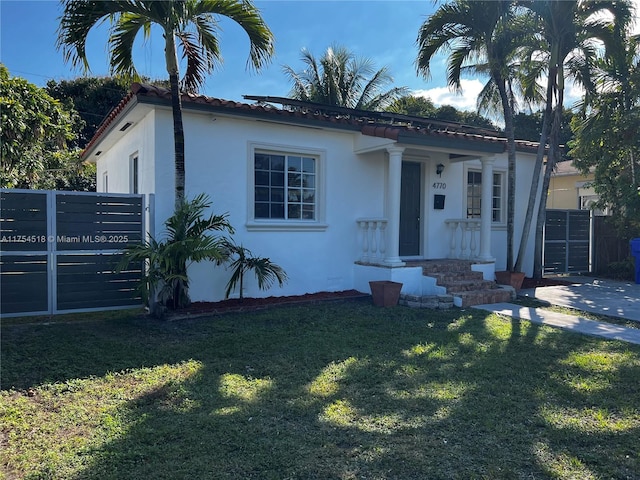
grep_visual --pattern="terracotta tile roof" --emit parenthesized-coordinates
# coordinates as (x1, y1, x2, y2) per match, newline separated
(83, 83, 540, 158)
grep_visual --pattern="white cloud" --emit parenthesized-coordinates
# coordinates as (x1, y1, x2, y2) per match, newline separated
(412, 79, 485, 112)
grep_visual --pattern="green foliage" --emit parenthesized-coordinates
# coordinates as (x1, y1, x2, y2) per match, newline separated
(46, 76, 173, 149)
(602, 259, 635, 281)
(386, 95, 498, 130)
(514, 109, 575, 147)
(119, 194, 233, 311)
(569, 32, 640, 235)
(0, 64, 94, 189)
(386, 95, 437, 117)
(220, 241, 287, 301)
(46, 76, 131, 148)
(283, 44, 408, 110)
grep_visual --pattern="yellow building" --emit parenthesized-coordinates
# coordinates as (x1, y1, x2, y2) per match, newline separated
(547, 160, 601, 212)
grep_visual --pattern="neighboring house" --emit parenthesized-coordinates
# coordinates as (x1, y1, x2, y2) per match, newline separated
(83, 84, 543, 306)
(548, 160, 603, 213)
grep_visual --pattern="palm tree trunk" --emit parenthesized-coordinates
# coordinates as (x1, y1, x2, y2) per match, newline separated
(497, 78, 516, 271)
(513, 67, 556, 273)
(533, 105, 562, 278)
(165, 31, 186, 209)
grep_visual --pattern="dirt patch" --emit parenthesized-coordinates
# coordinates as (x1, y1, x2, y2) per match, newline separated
(168, 290, 368, 318)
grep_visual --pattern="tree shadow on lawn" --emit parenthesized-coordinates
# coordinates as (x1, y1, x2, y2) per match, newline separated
(3, 301, 640, 479)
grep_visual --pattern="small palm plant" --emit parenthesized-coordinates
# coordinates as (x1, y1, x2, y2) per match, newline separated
(220, 241, 287, 302)
(120, 193, 233, 312)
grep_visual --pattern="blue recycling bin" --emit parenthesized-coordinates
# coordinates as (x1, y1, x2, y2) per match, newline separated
(630, 238, 640, 284)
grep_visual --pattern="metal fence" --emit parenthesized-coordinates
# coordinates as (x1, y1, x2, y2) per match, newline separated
(543, 209, 592, 275)
(0, 189, 146, 317)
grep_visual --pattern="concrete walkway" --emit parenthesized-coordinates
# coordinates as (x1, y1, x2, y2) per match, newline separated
(519, 276, 640, 322)
(473, 303, 640, 345)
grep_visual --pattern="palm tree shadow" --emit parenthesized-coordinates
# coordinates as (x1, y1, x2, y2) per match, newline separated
(11, 302, 638, 479)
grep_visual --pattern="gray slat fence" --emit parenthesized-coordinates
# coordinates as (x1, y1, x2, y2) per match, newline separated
(0, 189, 148, 317)
(543, 209, 592, 275)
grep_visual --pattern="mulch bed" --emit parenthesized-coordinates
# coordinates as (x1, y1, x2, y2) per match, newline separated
(164, 278, 572, 319)
(168, 290, 369, 319)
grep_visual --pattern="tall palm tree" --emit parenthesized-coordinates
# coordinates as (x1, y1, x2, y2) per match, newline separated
(571, 33, 640, 232)
(513, 0, 633, 276)
(416, 0, 525, 271)
(283, 45, 408, 110)
(57, 0, 274, 209)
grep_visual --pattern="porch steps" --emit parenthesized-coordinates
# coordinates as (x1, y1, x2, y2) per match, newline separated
(407, 260, 514, 308)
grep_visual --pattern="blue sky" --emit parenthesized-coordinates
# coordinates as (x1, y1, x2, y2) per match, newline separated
(2, 1, 637, 111)
(0, 0, 489, 110)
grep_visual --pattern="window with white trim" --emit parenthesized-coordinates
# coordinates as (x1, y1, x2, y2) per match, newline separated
(466, 170, 504, 222)
(254, 151, 317, 220)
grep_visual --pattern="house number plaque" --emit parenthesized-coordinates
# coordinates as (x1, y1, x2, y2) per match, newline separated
(432, 182, 446, 189)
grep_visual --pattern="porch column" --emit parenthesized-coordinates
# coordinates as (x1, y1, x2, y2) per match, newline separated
(384, 146, 405, 266)
(478, 156, 496, 261)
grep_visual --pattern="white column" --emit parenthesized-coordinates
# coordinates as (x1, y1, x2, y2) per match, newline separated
(368, 220, 378, 259)
(446, 220, 459, 258)
(478, 156, 496, 261)
(377, 220, 387, 261)
(384, 146, 405, 266)
(358, 220, 369, 262)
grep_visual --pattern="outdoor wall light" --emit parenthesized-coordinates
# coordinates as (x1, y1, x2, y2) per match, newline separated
(436, 163, 445, 177)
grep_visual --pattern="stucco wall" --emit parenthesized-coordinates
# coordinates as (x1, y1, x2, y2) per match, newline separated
(95, 105, 541, 301)
(152, 109, 385, 301)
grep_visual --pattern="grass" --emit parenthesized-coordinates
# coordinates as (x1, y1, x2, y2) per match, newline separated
(2, 299, 639, 479)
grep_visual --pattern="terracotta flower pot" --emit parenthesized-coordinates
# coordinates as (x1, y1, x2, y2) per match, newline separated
(494, 271, 526, 291)
(369, 281, 403, 307)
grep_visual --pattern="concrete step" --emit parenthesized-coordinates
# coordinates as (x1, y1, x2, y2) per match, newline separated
(442, 279, 498, 293)
(418, 260, 474, 274)
(454, 288, 513, 308)
(429, 271, 485, 283)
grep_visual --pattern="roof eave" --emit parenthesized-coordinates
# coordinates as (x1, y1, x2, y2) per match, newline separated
(395, 132, 506, 154)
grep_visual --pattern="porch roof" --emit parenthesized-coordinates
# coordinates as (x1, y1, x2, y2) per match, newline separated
(83, 83, 540, 159)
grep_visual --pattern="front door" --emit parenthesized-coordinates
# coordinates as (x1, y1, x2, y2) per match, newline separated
(399, 161, 421, 256)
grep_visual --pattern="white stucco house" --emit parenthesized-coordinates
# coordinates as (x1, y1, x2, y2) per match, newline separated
(83, 83, 543, 307)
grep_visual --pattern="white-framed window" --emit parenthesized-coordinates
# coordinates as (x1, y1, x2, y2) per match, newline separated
(130, 153, 139, 194)
(103, 172, 109, 192)
(248, 143, 326, 230)
(466, 169, 504, 223)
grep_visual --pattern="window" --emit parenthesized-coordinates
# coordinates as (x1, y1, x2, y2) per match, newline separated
(466, 170, 503, 222)
(254, 151, 316, 220)
(130, 154, 139, 194)
(103, 172, 108, 192)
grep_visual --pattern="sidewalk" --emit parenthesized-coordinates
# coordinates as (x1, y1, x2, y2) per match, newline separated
(473, 302, 640, 345)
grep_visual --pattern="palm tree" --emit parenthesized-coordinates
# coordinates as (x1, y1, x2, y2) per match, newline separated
(416, 0, 525, 271)
(283, 45, 408, 110)
(513, 0, 633, 276)
(119, 193, 233, 312)
(57, 0, 274, 209)
(571, 33, 640, 232)
(219, 240, 287, 301)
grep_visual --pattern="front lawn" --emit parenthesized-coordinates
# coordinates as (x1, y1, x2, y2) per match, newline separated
(2, 299, 639, 479)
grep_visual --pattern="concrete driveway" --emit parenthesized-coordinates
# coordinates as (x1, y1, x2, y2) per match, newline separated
(519, 276, 640, 322)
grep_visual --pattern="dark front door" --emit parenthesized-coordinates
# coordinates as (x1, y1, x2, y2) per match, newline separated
(399, 161, 421, 256)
